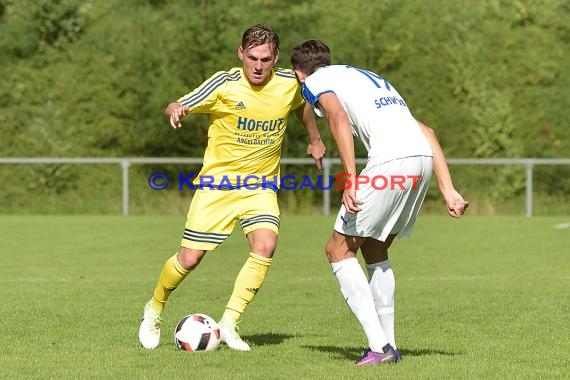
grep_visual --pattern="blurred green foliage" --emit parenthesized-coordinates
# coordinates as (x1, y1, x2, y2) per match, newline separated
(0, 0, 568, 213)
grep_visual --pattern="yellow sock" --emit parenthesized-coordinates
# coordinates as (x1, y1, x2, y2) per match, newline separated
(150, 253, 190, 312)
(221, 252, 272, 325)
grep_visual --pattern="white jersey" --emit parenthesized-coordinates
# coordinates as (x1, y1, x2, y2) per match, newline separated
(302, 65, 432, 166)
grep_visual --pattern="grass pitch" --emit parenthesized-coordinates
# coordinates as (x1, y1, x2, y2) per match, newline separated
(0, 215, 568, 379)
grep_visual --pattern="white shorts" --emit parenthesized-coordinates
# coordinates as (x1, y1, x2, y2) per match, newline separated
(333, 156, 433, 242)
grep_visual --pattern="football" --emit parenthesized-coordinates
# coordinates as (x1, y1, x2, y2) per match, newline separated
(174, 313, 221, 352)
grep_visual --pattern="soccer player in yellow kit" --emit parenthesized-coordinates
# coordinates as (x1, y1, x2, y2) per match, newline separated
(138, 24, 325, 351)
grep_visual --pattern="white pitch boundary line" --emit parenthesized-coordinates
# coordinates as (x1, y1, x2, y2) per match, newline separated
(554, 222, 570, 229)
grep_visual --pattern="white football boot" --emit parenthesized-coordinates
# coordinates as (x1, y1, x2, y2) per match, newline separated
(219, 321, 251, 351)
(138, 301, 162, 349)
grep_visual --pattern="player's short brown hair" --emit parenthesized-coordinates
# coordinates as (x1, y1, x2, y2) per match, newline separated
(290, 39, 331, 75)
(241, 24, 280, 55)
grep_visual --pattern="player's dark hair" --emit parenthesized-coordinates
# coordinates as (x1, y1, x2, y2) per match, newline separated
(290, 39, 331, 75)
(241, 24, 280, 55)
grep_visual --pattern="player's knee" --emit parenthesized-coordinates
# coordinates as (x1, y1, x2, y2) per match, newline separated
(248, 229, 277, 257)
(325, 238, 356, 263)
(325, 240, 341, 263)
(177, 248, 205, 270)
(250, 240, 276, 257)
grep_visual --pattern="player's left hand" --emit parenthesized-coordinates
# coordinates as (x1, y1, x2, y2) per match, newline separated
(445, 189, 469, 218)
(307, 138, 326, 170)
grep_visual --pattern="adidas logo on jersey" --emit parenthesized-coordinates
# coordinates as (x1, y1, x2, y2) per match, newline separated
(235, 101, 246, 110)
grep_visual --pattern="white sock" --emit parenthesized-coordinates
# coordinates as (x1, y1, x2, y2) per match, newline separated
(366, 259, 396, 348)
(331, 258, 389, 352)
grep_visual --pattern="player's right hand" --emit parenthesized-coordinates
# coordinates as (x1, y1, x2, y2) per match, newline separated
(307, 138, 326, 170)
(342, 188, 363, 213)
(168, 106, 188, 129)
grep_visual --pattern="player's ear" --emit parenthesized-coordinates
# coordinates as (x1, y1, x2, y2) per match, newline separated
(237, 46, 244, 61)
(273, 49, 280, 64)
(294, 69, 306, 83)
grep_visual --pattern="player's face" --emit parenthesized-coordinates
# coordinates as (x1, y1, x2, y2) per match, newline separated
(238, 44, 278, 86)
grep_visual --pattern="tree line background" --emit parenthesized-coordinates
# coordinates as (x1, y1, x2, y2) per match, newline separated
(0, 0, 568, 214)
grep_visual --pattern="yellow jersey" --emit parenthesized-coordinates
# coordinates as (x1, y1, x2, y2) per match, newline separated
(178, 67, 304, 188)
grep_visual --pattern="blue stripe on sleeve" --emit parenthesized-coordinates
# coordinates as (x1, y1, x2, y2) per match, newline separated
(301, 84, 335, 107)
(180, 70, 241, 107)
(301, 84, 319, 105)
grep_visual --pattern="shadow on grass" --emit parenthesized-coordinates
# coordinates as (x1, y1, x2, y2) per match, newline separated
(245, 332, 295, 347)
(301, 345, 362, 360)
(399, 348, 460, 357)
(159, 333, 294, 350)
(302, 345, 459, 360)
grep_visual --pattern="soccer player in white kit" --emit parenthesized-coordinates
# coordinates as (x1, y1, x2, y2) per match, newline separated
(290, 39, 469, 366)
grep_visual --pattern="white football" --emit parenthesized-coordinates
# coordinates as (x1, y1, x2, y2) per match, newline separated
(174, 313, 221, 352)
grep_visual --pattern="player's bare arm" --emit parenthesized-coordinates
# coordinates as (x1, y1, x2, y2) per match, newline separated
(294, 102, 326, 170)
(165, 102, 188, 129)
(417, 120, 469, 217)
(318, 93, 361, 213)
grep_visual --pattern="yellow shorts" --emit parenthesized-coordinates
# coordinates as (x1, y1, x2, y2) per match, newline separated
(180, 189, 280, 251)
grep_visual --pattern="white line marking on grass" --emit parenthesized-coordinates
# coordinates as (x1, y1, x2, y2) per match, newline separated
(554, 222, 570, 229)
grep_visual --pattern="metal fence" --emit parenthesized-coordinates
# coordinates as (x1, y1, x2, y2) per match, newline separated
(1, 157, 569, 216)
